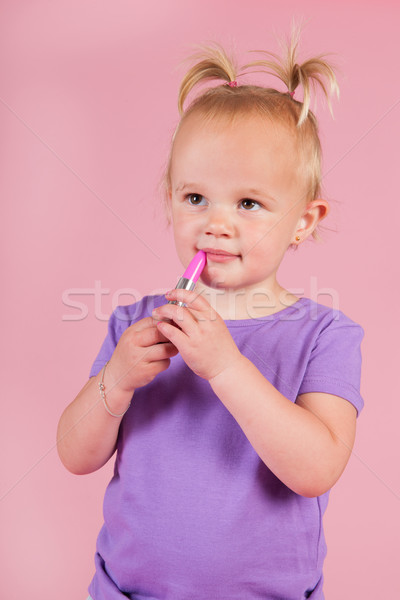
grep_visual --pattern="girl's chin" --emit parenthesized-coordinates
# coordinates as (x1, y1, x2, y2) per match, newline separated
(200, 268, 229, 289)
(200, 271, 244, 291)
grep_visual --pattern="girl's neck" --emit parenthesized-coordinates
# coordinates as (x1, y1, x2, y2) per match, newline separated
(196, 282, 299, 320)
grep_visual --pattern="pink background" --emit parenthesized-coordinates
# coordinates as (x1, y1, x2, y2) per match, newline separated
(1, 1, 399, 598)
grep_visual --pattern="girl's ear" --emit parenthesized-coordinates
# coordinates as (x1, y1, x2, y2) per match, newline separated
(293, 199, 330, 244)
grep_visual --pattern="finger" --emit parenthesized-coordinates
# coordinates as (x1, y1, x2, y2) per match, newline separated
(152, 358, 172, 375)
(156, 319, 187, 347)
(164, 288, 211, 312)
(152, 303, 198, 336)
(146, 341, 179, 361)
(130, 316, 159, 332)
(133, 322, 171, 347)
(129, 341, 178, 370)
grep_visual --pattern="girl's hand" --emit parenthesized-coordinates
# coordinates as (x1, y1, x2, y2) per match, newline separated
(152, 289, 243, 381)
(107, 317, 179, 394)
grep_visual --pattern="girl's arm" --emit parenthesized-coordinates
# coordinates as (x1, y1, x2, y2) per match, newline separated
(57, 317, 178, 475)
(209, 358, 356, 497)
(153, 290, 357, 498)
(57, 373, 132, 475)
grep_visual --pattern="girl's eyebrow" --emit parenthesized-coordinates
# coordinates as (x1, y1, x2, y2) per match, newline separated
(246, 188, 278, 204)
(175, 182, 202, 193)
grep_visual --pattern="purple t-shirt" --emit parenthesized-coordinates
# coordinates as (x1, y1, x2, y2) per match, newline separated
(88, 296, 363, 600)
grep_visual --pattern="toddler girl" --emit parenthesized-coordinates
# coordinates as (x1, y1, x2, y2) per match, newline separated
(58, 30, 363, 600)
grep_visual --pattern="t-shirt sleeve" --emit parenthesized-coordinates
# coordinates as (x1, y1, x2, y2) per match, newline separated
(298, 313, 364, 415)
(89, 308, 128, 377)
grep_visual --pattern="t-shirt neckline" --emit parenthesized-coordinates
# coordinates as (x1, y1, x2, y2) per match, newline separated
(223, 297, 308, 326)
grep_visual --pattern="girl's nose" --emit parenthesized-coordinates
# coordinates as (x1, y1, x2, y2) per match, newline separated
(205, 207, 234, 237)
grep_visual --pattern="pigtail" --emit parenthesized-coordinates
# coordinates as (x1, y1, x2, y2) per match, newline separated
(178, 44, 238, 115)
(244, 27, 339, 126)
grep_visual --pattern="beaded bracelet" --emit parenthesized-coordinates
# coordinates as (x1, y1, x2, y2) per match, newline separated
(99, 361, 131, 418)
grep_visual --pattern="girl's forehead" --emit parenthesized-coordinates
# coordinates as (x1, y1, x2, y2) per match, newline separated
(173, 110, 297, 154)
(171, 111, 299, 174)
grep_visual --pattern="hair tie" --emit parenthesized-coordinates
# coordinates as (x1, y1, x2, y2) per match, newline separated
(288, 90, 295, 98)
(227, 80, 238, 87)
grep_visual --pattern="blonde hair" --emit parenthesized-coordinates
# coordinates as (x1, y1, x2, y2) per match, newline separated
(164, 27, 339, 233)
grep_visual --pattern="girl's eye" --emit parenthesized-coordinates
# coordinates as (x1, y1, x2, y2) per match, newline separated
(240, 199, 261, 211)
(186, 194, 206, 206)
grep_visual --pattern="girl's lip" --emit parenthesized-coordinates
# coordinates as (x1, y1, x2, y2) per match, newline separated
(201, 248, 239, 262)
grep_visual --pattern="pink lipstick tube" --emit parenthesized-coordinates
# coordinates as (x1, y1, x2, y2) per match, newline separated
(168, 250, 207, 306)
